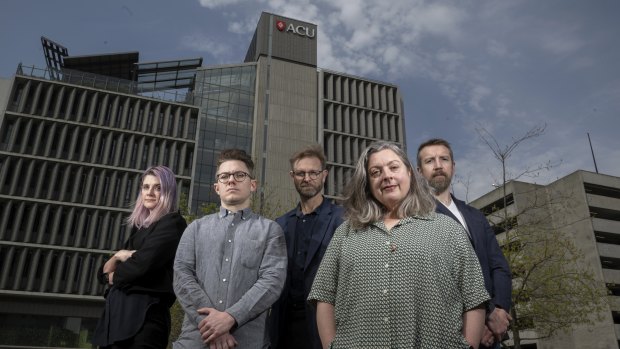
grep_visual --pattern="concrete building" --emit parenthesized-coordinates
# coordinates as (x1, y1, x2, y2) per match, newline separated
(471, 170, 620, 349)
(0, 11, 405, 348)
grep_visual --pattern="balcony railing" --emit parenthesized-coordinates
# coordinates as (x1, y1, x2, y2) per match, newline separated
(16, 63, 194, 104)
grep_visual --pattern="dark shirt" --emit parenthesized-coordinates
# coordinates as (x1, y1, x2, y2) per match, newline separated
(289, 207, 320, 303)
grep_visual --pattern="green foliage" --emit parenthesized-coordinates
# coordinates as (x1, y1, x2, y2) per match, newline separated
(501, 222, 608, 341)
(477, 125, 607, 349)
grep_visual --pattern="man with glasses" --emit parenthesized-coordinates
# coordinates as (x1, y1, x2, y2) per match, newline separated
(269, 145, 344, 349)
(174, 149, 287, 349)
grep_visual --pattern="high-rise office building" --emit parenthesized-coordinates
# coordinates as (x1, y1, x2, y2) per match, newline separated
(0, 12, 405, 348)
(471, 170, 620, 349)
(190, 12, 405, 211)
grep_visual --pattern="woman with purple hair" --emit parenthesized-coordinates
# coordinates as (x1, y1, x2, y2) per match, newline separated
(93, 166, 187, 349)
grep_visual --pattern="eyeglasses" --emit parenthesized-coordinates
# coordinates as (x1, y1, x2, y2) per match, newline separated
(291, 170, 325, 180)
(216, 171, 252, 183)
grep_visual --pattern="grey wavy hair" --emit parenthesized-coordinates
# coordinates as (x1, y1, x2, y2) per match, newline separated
(343, 141, 436, 229)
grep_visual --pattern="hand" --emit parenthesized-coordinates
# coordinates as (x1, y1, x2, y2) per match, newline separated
(114, 249, 136, 262)
(197, 307, 236, 344)
(487, 307, 512, 341)
(107, 272, 114, 285)
(481, 325, 495, 347)
(208, 332, 237, 349)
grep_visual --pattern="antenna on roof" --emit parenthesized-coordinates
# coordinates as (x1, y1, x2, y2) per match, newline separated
(587, 132, 599, 174)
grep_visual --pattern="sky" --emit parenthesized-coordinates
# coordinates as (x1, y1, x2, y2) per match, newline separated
(1, 0, 618, 201)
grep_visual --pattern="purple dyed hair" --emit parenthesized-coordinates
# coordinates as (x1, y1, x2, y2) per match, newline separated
(127, 165, 178, 228)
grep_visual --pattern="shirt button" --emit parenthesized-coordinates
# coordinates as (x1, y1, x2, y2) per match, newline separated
(385, 263, 389, 268)
(225, 258, 229, 262)
(384, 317, 389, 322)
(228, 239, 232, 243)
(385, 241, 390, 245)
(383, 289, 388, 294)
(223, 278, 227, 282)
(218, 300, 223, 304)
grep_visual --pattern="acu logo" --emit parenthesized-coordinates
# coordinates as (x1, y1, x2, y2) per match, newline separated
(275, 20, 316, 38)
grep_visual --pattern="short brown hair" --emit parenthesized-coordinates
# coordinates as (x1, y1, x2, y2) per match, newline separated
(416, 138, 454, 168)
(217, 149, 254, 174)
(289, 144, 326, 170)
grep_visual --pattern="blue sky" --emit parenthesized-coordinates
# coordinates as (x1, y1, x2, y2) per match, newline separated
(2, 0, 618, 201)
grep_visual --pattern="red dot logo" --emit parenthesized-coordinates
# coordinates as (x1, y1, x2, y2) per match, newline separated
(276, 20, 286, 31)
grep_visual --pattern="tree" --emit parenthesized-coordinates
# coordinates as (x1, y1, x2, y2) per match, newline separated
(476, 124, 608, 349)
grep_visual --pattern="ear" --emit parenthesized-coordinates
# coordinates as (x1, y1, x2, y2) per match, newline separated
(213, 183, 220, 196)
(250, 179, 257, 193)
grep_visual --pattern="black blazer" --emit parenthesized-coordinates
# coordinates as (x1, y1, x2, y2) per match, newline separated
(269, 198, 345, 349)
(98, 211, 187, 307)
(436, 195, 512, 311)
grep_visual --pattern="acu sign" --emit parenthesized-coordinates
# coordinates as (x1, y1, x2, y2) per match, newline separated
(276, 20, 316, 39)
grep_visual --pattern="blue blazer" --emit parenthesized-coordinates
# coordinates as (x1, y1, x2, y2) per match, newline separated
(269, 198, 345, 349)
(436, 195, 512, 312)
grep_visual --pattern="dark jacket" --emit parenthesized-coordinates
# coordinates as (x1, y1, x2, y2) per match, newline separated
(436, 195, 512, 311)
(97, 211, 187, 306)
(93, 211, 187, 346)
(269, 198, 344, 349)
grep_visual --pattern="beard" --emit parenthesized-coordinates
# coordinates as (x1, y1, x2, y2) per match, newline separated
(295, 181, 323, 200)
(428, 171, 452, 195)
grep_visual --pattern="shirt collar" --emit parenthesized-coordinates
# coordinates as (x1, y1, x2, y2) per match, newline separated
(369, 213, 437, 230)
(295, 196, 328, 217)
(219, 206, 252, 220)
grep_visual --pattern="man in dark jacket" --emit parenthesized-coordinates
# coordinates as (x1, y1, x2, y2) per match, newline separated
(417, 138, 513, 349)
(269, 145, 344, 349)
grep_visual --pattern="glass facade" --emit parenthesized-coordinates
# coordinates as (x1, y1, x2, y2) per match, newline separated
(0, 313, 97, 348)
(191, 64, 256, 212)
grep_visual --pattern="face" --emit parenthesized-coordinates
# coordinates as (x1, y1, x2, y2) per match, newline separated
(417, 144, 454, 195)
(291, 156, 327, 200)
(367, 149, 412, 212)
(141, 174, 161, 212)
(214, 160, 257, 210)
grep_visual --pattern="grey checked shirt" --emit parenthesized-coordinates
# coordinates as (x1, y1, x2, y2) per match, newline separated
(173, 207, 287, 349)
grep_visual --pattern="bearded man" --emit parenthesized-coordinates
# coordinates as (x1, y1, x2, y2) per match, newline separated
(417, 138, 513, 349)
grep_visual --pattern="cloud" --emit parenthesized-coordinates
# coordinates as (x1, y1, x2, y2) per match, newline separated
(180, 33, 233, 61)
(540, 30, 585, 56)
(191, 0, 620, 194)
(198, 0, 246, 9)
(469, 85, 491, 112)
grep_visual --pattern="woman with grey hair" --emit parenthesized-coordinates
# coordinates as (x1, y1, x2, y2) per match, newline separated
(308, 141, 489, 349)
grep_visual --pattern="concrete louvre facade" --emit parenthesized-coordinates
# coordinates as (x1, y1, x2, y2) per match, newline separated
(470, 170, 620, 349)
(0, 69, 198, 347)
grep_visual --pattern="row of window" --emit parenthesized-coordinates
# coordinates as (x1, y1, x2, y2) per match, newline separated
(324, 102, 401, 141)
(9, 77, 199, 140)
(0, 200, 131, 250)
(1, 116, 194, 176)
(323, 72, 400, 113)
(1, 157, 144, 207)
(0, 245, 106, 296)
